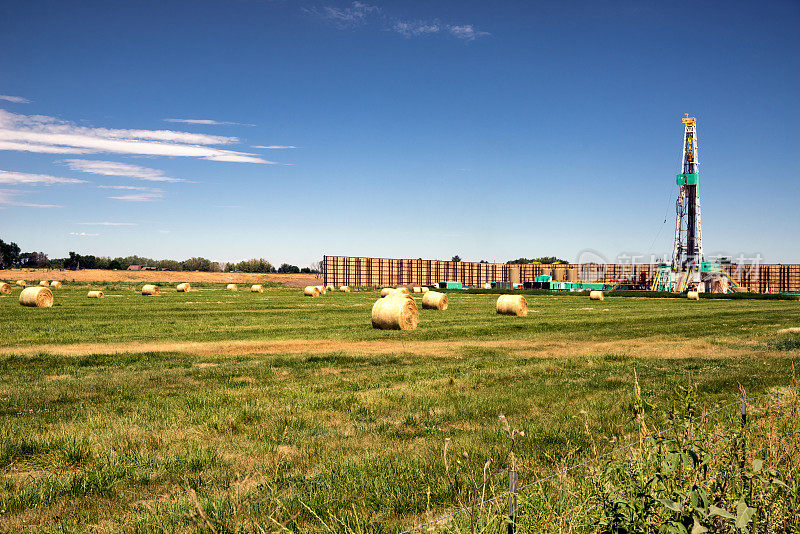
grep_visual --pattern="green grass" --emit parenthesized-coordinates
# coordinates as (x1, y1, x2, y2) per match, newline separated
(0, 286, 798, 532)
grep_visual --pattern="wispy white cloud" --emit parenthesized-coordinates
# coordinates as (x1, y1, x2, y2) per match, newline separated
(392, 21, 440, 37)
(108, 190, 164, 202)
(447, 24, 489, 40)
(78, 221, 138, 226)
(63, 159, 187, 183)
(0, 170, 86, 185)
(97, 184, 154, 191)
(69, 232, 99, 237)
(307, 1, 379, 27)
(252, 145, 297, 149)
(307, 3, 488, 40)
(0, 189, 61, 208)
(0, 110, 273, 163)
(0, 95, 30, 104)
(164, 118, 255, 126)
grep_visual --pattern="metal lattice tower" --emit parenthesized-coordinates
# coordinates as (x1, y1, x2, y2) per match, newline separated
(672, 114, 704, 270)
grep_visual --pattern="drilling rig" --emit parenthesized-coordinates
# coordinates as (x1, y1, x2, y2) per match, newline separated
(672, 114, 703, 274)
(651, 115, 732, 293)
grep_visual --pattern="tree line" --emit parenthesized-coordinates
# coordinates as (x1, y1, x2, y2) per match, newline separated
(0, 239, 320, 274)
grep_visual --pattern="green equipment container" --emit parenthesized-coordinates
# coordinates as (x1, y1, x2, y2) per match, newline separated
(676, 173, 698, 186)
(535, 275, 552, 282)
(438, 281, 462, 289)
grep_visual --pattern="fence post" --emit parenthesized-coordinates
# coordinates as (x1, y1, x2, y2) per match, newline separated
(739, 385, 747, 490)
(508, 469, 518, 534)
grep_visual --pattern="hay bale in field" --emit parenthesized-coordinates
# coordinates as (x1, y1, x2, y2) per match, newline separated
(16, 280, 26, 287)
(226, 284, 238, 291)
(484, 283, 493, 290)
(49, 281, 62, 289)
(388, 289, 413, 299)
(687, 290, 700, 300)
(251, 284, 263, 293)
(176, 283, 191, 292)
(421, 287, 430, 293)
(316, 285, 326, 295)
(412, 287, 422, 293)
(589, 291, 604, 301)
(142, 284, 160, 296)
(304, 286, 320, 297)
(339, 286, 351, 293)
(422, 291, 448, 310)
(496, 295, 527, 316)
(394, 287, 410, 295)
(371, 295, 419, 330)
(0, 282, 11, 295)
(19, 286, 53, 308)
(380, 287, 392, 298)
(39, 280, 49, 287)
(326, 284, 335, 292)
(87, 291, 104, 299)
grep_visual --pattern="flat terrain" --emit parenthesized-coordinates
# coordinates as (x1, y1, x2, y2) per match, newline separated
(0, 269, 321, 287)
(1, 283, 798, 532)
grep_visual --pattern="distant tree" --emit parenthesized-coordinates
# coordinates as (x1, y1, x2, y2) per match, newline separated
(0, 239, 21, 268)
(507, 256, 566, 265)
(451, 255, 461, 262)
(181, 257, 219, 272)
(156, 259, 183, 271)
(277, 263, 300, 274)
(479, 260, 488, 263)
(231, 258, 275, 273)
(20, 252, 50, 268)
(310, 260, 322, 274)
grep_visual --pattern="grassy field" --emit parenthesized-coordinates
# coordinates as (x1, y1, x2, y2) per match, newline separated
(1, 283, 798, 532)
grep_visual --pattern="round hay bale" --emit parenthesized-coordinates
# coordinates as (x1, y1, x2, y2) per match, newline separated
(421, 287, 430, 293)
(251, 284, 263, 293)
(687, 290, 700, 300)
(19, 286, 53, 308)
(226, 284, 238, 291)
(339, 286, 351, 293)
(176, 283, 191, 292)
(483, 283, 492, 290)
(39, 280, 49, 287)
(317, 285, 327, 295)
(0, 282, 11, 295)
(496, 295, 527, 316)
(422, 291, 448, 310)
(49, 281, 62, 289)
(371, 296, 419, 330)
(16, 280, 26, 287)
(589, 291, 604, 301)
(326, 284, 335, 292)
(394, 287, 410, 295)
(380, 287, 392, 298)
(388, 289, 413, 299)
(142, 284, 160, 296)
(412, 287, 422, 293)
(304, 286, 320, 297)
(87, 290, 104, 299)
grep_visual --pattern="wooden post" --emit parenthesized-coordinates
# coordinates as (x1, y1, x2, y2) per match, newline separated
(507, 469, 518, 534)
(739, 385, 747, 490)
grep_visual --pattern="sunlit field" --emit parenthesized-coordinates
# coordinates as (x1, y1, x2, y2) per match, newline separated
(1, 283, 798, 532)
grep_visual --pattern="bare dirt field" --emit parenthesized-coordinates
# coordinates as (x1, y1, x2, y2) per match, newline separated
(0, 268, 321, 287)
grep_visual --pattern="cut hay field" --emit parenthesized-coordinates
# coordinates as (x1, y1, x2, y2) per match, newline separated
(0, 269, 321, 288)
(1, 282, 798, 532)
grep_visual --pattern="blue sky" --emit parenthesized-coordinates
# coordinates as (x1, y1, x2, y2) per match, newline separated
(1, 0, 798, 267)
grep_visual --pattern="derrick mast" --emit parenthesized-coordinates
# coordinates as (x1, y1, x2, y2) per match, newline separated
(672, 115, 704, 271)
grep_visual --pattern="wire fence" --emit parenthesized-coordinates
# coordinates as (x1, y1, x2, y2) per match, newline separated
(400, 388, 793, 533)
